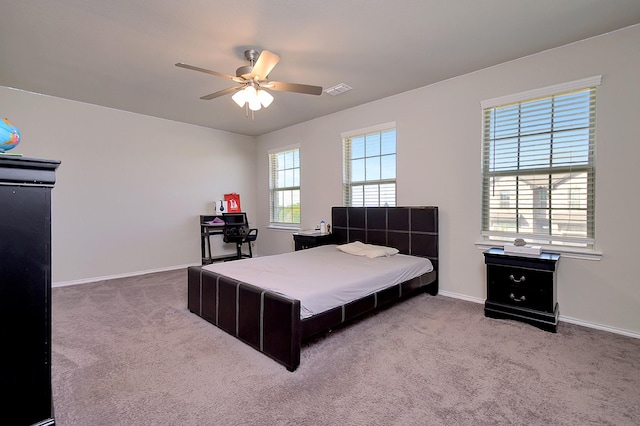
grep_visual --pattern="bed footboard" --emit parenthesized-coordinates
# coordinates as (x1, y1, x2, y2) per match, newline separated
(188, 266, 302, 371)
(188, 266, 435, 371)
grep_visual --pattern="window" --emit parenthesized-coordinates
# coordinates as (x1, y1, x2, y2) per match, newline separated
(343, 123, 396, 207)
(481, 77, 601, 249)
(269, 146, 300, 226)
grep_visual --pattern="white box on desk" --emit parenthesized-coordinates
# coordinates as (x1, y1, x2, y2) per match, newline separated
(503, 243, 542, 257)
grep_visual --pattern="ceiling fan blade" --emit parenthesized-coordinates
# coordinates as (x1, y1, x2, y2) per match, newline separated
(175, 63, 243, 83)
(200, 86, 243, 100)
(250, 51, 280, 80)
(266, 81, 323, 95)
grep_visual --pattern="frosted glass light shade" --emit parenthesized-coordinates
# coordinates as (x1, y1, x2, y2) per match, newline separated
(232, 90, 247, 107)
(248, 98, 262, 111)
(244, 85, 257, 98)
(257, 89, 274, 108)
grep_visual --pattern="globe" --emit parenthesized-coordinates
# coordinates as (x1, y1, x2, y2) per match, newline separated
(0, 118, 21, 152)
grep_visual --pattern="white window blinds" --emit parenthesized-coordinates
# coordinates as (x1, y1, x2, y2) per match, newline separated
(481, 77, 600, 249)
(269, 147, 300, 225)
(343, 125, 397, 207)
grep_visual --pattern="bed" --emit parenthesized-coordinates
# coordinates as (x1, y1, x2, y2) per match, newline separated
(187, 206, 439, 371)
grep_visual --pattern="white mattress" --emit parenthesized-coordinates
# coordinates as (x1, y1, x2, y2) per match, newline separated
(202, 245, 433, 319)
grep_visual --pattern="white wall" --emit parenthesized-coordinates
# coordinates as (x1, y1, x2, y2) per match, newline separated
(1, 87, 257, 283)
(255, 25, 640, 336)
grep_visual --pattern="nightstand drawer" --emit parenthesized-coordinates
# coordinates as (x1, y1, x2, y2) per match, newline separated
(487, 265, 554, 312)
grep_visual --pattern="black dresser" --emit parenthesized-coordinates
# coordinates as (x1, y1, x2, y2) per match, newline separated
(484, 248, 560, 332)
(0, 156, 60, 425)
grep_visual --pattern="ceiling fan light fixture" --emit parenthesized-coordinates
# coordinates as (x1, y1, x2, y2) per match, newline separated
(234, 86, 273, 112)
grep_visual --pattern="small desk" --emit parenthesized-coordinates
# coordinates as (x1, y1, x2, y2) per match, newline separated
(200, 215, 237, 264)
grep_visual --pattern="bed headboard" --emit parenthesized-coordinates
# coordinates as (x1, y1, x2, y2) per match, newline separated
(331, 206, 438, 271)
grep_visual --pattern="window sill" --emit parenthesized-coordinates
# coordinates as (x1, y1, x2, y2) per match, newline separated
(267, 225, 300, 232)
(475, 241, 603, 261)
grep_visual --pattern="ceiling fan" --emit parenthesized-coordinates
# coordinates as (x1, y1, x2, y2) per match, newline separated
(176, 49, 323, 119)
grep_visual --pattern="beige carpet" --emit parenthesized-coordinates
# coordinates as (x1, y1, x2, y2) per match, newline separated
(51, 269, 640, 425)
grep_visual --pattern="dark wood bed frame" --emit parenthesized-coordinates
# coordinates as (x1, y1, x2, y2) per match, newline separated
(187, 206, 439, 371)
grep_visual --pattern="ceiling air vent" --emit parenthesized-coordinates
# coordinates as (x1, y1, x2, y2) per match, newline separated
(324, 83, 352, 96)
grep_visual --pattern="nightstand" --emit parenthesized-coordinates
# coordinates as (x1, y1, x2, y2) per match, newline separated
(292, 233, 335, 251)
(484, 248, 560, 332)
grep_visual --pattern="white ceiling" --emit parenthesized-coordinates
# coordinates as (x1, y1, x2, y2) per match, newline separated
(2, 1, 640, 137)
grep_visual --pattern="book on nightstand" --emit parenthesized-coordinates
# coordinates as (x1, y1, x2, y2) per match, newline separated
(503, 243, 542, 257)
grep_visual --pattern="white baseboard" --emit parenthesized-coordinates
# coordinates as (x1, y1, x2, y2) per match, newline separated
(558, 315, 640, 339)
(52, 263, 199, 288)
(439, 290, 640, 340)
(439, 290, 485, 304)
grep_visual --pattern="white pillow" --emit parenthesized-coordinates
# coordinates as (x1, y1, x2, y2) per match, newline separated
(336, 241, 399, 258)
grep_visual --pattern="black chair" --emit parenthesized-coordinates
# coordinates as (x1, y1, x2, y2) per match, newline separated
(222, 212, 258, 259)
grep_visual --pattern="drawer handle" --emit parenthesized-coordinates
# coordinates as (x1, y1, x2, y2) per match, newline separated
(509, 274, 526, 283)
(510, 293, 526, 302)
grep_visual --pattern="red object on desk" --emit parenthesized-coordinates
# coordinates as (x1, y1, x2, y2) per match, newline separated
(224, 193, 241, 212)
